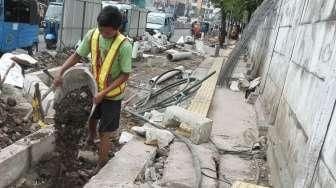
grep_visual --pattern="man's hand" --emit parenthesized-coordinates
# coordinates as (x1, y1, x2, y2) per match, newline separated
(94, 91, 106, 104)
(53, 73, 63, 87)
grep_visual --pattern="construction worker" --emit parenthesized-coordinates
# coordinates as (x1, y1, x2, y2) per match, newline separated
(53, 6, 132, 169)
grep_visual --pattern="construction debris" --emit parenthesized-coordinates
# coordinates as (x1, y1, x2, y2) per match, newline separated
(119, 131, 135, 144)
(18, 86, 96, 187)
(163, 105, 213, 144)
(230, 81, 240, 92)
(0, 98, 33, 149)
(144, 123, 175, 148)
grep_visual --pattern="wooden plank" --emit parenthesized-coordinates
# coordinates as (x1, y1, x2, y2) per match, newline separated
(231, 181, 269, 188)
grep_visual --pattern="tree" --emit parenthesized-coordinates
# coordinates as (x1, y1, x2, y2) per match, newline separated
(210, 0, 263, 46)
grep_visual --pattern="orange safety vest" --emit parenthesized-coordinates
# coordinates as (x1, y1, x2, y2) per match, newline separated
(91, 28, 127, 98)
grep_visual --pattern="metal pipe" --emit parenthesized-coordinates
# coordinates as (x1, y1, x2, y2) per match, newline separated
(166, 52, 193, 61)
(149, 66, 185, 85)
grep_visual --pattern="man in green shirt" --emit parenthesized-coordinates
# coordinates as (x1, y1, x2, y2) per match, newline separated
(54, 6, 132, 168)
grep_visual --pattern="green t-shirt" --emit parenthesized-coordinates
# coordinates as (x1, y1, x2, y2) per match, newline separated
(76, 29, 132, 100)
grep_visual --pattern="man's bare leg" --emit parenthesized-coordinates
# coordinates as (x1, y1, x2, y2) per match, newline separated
(98, 132, 112, 167)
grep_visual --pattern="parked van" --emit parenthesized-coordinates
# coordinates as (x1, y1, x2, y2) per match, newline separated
(146, 12, 174, 39)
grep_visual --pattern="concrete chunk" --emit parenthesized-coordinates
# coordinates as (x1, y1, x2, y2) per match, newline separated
(163, 106, 213, 144)
(84, 138, 156, 188)
(144, 124, 175, 148)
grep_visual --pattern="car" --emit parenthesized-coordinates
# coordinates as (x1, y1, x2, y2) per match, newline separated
(146, 12, 175, 40)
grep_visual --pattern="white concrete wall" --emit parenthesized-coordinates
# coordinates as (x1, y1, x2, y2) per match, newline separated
(246, 0, 336, 187)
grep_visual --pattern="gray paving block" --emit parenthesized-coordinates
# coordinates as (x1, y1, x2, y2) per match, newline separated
(84, 137, 156, 188)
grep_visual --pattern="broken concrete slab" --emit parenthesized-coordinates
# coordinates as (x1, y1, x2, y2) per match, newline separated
(144, 125, 175, 148)
(194, 143, 219, 188)
(161, 141, 196, 188)
(84, 137, 156, 188)
(119, 131, 135, 144)
(219, 154, 255, 186)
(163, 106, 213, 144)
(0, 127, 55, 188)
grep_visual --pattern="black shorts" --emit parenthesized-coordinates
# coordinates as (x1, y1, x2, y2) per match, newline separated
(92, 99, 122, 132)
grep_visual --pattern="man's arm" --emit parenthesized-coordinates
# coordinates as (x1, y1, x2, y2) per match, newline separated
(53, 29, 93, 87)
(53, 53, 81, 87)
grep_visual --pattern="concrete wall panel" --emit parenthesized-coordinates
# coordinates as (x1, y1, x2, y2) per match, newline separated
(321, 109, 336, 179)
(292, 22, 336, 79)
(274, 27, 297, 56)
(278, 0, 306, 26)
(301, 0, 336, 23)
(311, 160, 336, 188)
(282, 63, 324, 136)
(274, 97, 308, 179)
(267, 52, 290, 88)
(246, 0, 336, 186)
(261, 77, 282, 122)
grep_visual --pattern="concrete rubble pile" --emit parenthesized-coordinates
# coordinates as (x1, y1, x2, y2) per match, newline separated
(132, 31, 202, 62)
(228, 53, 262, 104)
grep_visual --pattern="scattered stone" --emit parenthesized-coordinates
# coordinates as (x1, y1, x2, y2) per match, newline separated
(30, 123, 39, 131)
(246, 92, 259, 104)
(132, 126, 146, 136)
(14, 118, 23, 125)
(119, 131, 135, 144)
(249, 77, 261, 89)
(230, 81, 240, 92)
(239, 78, 250, 88)
(78, 150, 99, 163)
(6, 97, 17, 107)
(145, 127, 174, 148)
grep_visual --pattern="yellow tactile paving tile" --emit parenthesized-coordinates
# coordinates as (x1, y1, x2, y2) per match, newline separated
(179, 57, 224, 133)
(187, 57, 224, 117)
(231, 181, 270, 188)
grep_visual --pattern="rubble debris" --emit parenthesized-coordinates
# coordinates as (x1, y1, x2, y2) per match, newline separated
(18, 86, 96, 187)
(78, 150, 99, 163)
(0, 98, 33, 149)
(144, 123, 175, 148)
(132, 126, 146, 136)
(249, 77, 261, 89)
(132, 41, 141, 59)
(135, 147, 169, 185)
(176, 36, 184, 44)
(164, 105, 213, 144)
(6, 97, 17, 107)
(119, 131, 135, 144)
(0, 54, 25, 88)
(230, 81, 240, 92)
(239, 78, 250, 88)
(246, 92, 259, 105)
